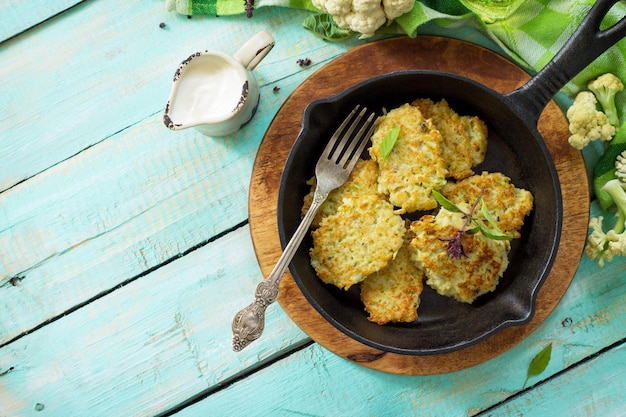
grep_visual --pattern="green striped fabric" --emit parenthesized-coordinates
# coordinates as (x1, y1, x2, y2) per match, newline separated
(165, 0, 318, 15)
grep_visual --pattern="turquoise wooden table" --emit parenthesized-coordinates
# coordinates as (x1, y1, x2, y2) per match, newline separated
(1, 2, 625, 416)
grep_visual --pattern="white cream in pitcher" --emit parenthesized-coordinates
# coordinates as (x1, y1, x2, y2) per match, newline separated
(163, 31, 274, 137)
(170, 55, 245, 124)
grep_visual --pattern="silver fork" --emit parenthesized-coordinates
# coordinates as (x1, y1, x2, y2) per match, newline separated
(232, 105, 377, 351)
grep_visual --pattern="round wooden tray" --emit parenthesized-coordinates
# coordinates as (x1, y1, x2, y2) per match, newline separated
(248, 36, 589, 375)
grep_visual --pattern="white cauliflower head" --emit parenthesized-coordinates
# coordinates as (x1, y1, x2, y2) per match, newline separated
(566, 91, 615, 150)
(353, 0, 383, 13)
(335, 8, 387, 37)
(312, 0, 352, 16)
(312, 0, 415, 38)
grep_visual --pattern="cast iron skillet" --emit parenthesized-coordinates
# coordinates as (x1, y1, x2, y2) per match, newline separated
(277, 0, 626, 355)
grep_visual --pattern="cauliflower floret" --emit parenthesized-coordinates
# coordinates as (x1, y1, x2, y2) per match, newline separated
(585, 216, 626, 266)
(383, 0, 415, 19)
(312, 0, 415, 38)
(352, 0, 383, 13)
(312, 0, 352, 15)
(566, 91, 615, 150)
(585, 179, 626, 266)
(336, 8, 387, 37)
(587, 73, 624, 127)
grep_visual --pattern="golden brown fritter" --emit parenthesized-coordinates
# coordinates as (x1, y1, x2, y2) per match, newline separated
(360, 239, 424, 324)
(410, 208, 510, 304)
(301, 159, 380, 228)
(412, 98, 488, 180)
(441, 171, 533, 238)
(464, 115, 489, 167)
(310, 194, 405, 290)
(368, 103, 448, 213)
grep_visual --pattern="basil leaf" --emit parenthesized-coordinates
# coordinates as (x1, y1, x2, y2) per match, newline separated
(478, 224, 512, 240)
(466, 226, 481, 234)
(302, 13, 353, 42)
(523, 343, 552, 389)
(480, 198, 501, 231)
(432, 190, 464, 213)
(380, 124, 401, 160)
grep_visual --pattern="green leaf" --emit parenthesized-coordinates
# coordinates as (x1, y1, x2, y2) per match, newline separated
(477, 199, 511, 240)
(432, 190, 464, 213)
(523, 343, 552, 389)
(380, 124, 401, 160)
(466, 226, 481, 234)
(478, 224, 512, 240)
(301, 13, 353, 42)
(480, 198, 501, 230)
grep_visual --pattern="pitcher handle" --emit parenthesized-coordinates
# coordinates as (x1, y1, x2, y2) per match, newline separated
(233, 30, 275, 71)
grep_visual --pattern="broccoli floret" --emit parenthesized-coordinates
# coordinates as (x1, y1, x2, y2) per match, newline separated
(585, 179, 626, 266)
(587, 73, 624, 128)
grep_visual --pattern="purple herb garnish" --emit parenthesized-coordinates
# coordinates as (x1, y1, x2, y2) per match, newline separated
(438, 187, 485, 259)
(439, 231, 467, 259)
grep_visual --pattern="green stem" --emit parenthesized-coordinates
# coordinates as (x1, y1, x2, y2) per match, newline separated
(601, 179, 626, 234)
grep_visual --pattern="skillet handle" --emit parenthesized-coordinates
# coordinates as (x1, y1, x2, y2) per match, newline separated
(505, 0, 626, 126)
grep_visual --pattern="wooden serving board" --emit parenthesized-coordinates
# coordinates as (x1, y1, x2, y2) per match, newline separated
(248, 36, 589, 375)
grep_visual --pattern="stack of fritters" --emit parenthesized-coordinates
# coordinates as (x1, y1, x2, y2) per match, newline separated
(412, 98, 488, 180)
(360, 237, 424, 325)
(305, 99, 533, 325)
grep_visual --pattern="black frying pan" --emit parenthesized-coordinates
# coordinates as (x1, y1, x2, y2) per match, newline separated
(277, 0, 626, 355)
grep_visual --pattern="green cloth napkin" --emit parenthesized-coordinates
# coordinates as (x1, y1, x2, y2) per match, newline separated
(165, 0, 318, 15)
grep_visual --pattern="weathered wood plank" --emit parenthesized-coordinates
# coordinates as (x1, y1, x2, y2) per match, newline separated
(0, 0, 82, 42)
(2, 207, 624, 417)
(0, 80, 290, 344)
(0, 7, 357, 343)
(0, 226, 308, 417)
(484, 343, 626, 416)
(167, 227, 626, 416)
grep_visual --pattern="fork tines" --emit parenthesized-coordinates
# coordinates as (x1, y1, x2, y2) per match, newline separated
(322, 105, 377, 170)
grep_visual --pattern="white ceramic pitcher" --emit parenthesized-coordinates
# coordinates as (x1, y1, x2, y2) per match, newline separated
(163, 31, 275, 137)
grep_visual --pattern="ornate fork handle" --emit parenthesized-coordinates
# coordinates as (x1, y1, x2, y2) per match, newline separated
(231, 190, 327, 351)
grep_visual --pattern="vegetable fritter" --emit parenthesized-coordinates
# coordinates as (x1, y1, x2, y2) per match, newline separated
(412, 98, 488, 180)
(410, 208, 510, 304)
(360, 239, 424, 324)
(369, 103, 448, 214)
(302, 158, 380, 228)
(441, 171, 533, 238)
(310, 194, 405, 290)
